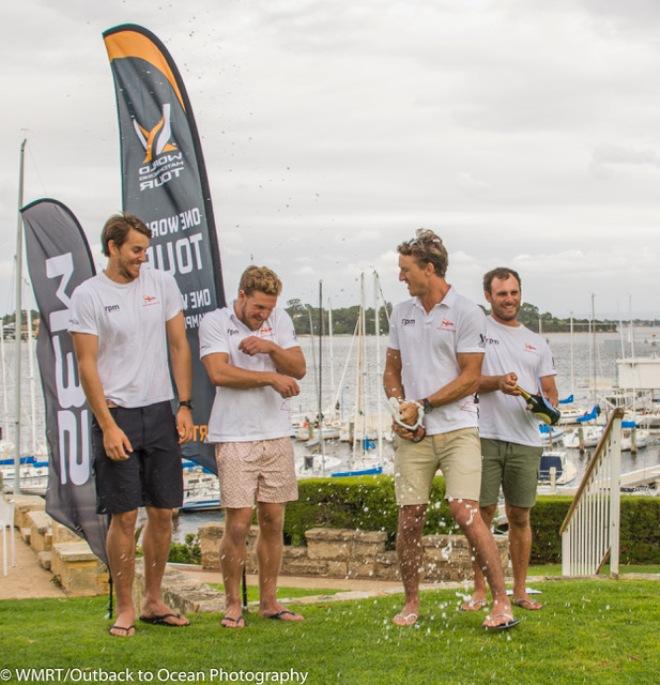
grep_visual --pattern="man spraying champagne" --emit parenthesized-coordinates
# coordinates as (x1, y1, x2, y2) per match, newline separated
(515, 386, 561, 425)
(462, 267, 558, 614)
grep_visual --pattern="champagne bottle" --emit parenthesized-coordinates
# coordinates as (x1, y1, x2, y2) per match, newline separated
(515, 385, 561, 425)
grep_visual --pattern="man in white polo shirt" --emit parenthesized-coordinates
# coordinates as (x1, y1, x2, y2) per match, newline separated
(383, 229, 518, 630)
(462, 267, 557, 614)
(69, 213, 194, 637)
(199, 265, 306, 629)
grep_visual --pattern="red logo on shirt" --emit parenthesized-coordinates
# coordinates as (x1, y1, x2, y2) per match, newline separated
(439, 319, 456, 331)
(524, 343, 537, 352)
(143, 295, 158, 306)
(259, 325, 273, 336)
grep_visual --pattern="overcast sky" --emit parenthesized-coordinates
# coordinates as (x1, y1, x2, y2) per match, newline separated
(1, 0, 659, 319)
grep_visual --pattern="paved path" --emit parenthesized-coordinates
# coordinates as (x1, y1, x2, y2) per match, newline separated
(2, 539, 657, 605)
(175, 564, 404, 593)
(0, 535, 65, 600)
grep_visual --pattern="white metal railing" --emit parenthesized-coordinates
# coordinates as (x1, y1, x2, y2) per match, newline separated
(560, 408, 624, 577)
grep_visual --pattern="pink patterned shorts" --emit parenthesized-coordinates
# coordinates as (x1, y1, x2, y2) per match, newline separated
(215, 437, 298, 508)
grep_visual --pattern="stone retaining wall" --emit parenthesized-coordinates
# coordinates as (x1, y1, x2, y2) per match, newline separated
(199, 524, 509, 582)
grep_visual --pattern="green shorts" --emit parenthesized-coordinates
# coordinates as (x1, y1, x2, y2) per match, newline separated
(479, 438, 542, 508)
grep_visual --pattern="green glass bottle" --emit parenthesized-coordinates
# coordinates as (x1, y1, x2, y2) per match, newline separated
(516, 386, 561, 426)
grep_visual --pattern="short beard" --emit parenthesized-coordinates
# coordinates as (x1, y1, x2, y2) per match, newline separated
(494, 307, 519, 321)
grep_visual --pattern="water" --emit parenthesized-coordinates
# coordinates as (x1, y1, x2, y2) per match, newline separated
(171, 327, 660, 541)
(2, 331, 658, 543)
(292, 327, 660, 418)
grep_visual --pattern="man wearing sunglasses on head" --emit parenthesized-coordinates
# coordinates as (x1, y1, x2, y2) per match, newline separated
(384, 229, 518, 631)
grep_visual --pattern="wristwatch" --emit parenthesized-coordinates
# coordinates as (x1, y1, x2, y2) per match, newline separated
(178, 400, 193, 410)
(421, 398, 432, 413)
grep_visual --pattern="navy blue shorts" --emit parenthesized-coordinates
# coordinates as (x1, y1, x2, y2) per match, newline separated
(91, 401, 183, 514)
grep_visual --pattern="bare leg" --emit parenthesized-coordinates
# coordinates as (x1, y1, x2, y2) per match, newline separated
(141, 506, 188, 625)
(393, 504, 427, 625)
(462, 503, 497, 610)
(507, 503, 541, 609)
(257, 502, 303, 621)
(449, 499, 515, 628)
(106, 509, 138, 636)
(219, 507, 252, 627)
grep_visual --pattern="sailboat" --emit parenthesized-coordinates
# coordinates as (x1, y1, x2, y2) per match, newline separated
(1, 140, 48, 496)
(295, 281, 342, 477)
(332, 272, 392, 478)
(4, 139, 27, 496)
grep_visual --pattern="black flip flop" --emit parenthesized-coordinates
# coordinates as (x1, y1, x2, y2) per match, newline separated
(483, 616, 521, 631)
(139, 613, 189, 627)
(265, 610, 303, 621)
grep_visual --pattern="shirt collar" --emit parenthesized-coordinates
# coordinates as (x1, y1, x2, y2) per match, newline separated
(413, 285, 457, 311)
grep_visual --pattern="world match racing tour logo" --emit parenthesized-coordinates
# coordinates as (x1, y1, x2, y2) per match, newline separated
(133, 103, 186, 192)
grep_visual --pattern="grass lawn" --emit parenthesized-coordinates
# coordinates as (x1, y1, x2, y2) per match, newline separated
(529, 563, 660, 576)
(209, 583, 342, 601)
(1, 579, 658, 685)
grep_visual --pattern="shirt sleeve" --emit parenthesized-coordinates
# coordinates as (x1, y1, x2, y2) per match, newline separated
(456, 304, 486, 354)
(388, 304, 400, 350)
(162, 272, 185, 321)
(67, 285, 98, 336)
(199, 311, 229, 359)
(275, 310, 299, 350)
(538, 339, 557, 378)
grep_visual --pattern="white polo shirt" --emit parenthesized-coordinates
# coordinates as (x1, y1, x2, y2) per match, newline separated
(68, 268, 184, 408)
(199, 305, 299, 442)
(388, 287, 486, 435)
(478, 316, 556, 447)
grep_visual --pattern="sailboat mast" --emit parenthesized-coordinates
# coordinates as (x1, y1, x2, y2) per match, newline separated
(569, 312, 575, 398)
(27, 308, 37, 455)
(373, 271, 383, 459)
(591, 293, 597, 407)
(0, 322, 7, 440)
(318, 280, 325, 472)
(328, 299, 335, 417)
(360, 273, 368, 456)
(13, 139, 26, 494)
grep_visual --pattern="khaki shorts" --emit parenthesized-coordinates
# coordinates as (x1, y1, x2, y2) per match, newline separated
(394, 427, 482, 505)
(479, 438, 542, 508)
(215, 437, 298, 508)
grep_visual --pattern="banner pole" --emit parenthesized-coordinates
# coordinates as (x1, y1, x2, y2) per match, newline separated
(241, 564, 248, 611)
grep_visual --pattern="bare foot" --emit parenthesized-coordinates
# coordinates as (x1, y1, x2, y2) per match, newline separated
(392, 601, 420, 626)
(482, 597, 519, 630)
(512, 596, 543, 611)
(109, 609, 136, 637)
(460, 595, 488, 612)
(221, 614, 245, 629)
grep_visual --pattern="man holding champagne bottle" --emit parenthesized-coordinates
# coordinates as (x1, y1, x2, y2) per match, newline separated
(384, 231, 518, 630)
(462, 267, 558, 613)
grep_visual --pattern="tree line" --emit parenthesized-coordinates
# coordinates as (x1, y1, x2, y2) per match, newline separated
(285, 299, 658, 336)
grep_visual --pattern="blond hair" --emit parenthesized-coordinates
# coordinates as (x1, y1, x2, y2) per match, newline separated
(238, 265, 282, 296)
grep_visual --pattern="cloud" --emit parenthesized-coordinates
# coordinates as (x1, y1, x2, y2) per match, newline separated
(592, 144, 660, 169)
(1, 1, 659, 320)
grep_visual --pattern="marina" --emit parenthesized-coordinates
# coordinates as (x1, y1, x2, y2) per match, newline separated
(2, 324, 659, 530)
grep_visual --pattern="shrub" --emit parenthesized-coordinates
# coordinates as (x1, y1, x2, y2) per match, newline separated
(168, 533, 201, 564)
(619, 496, 660, 564)
(286, 479, 659, 564)
(284, 475, 457, 548)
(531, 495, 660, 564)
